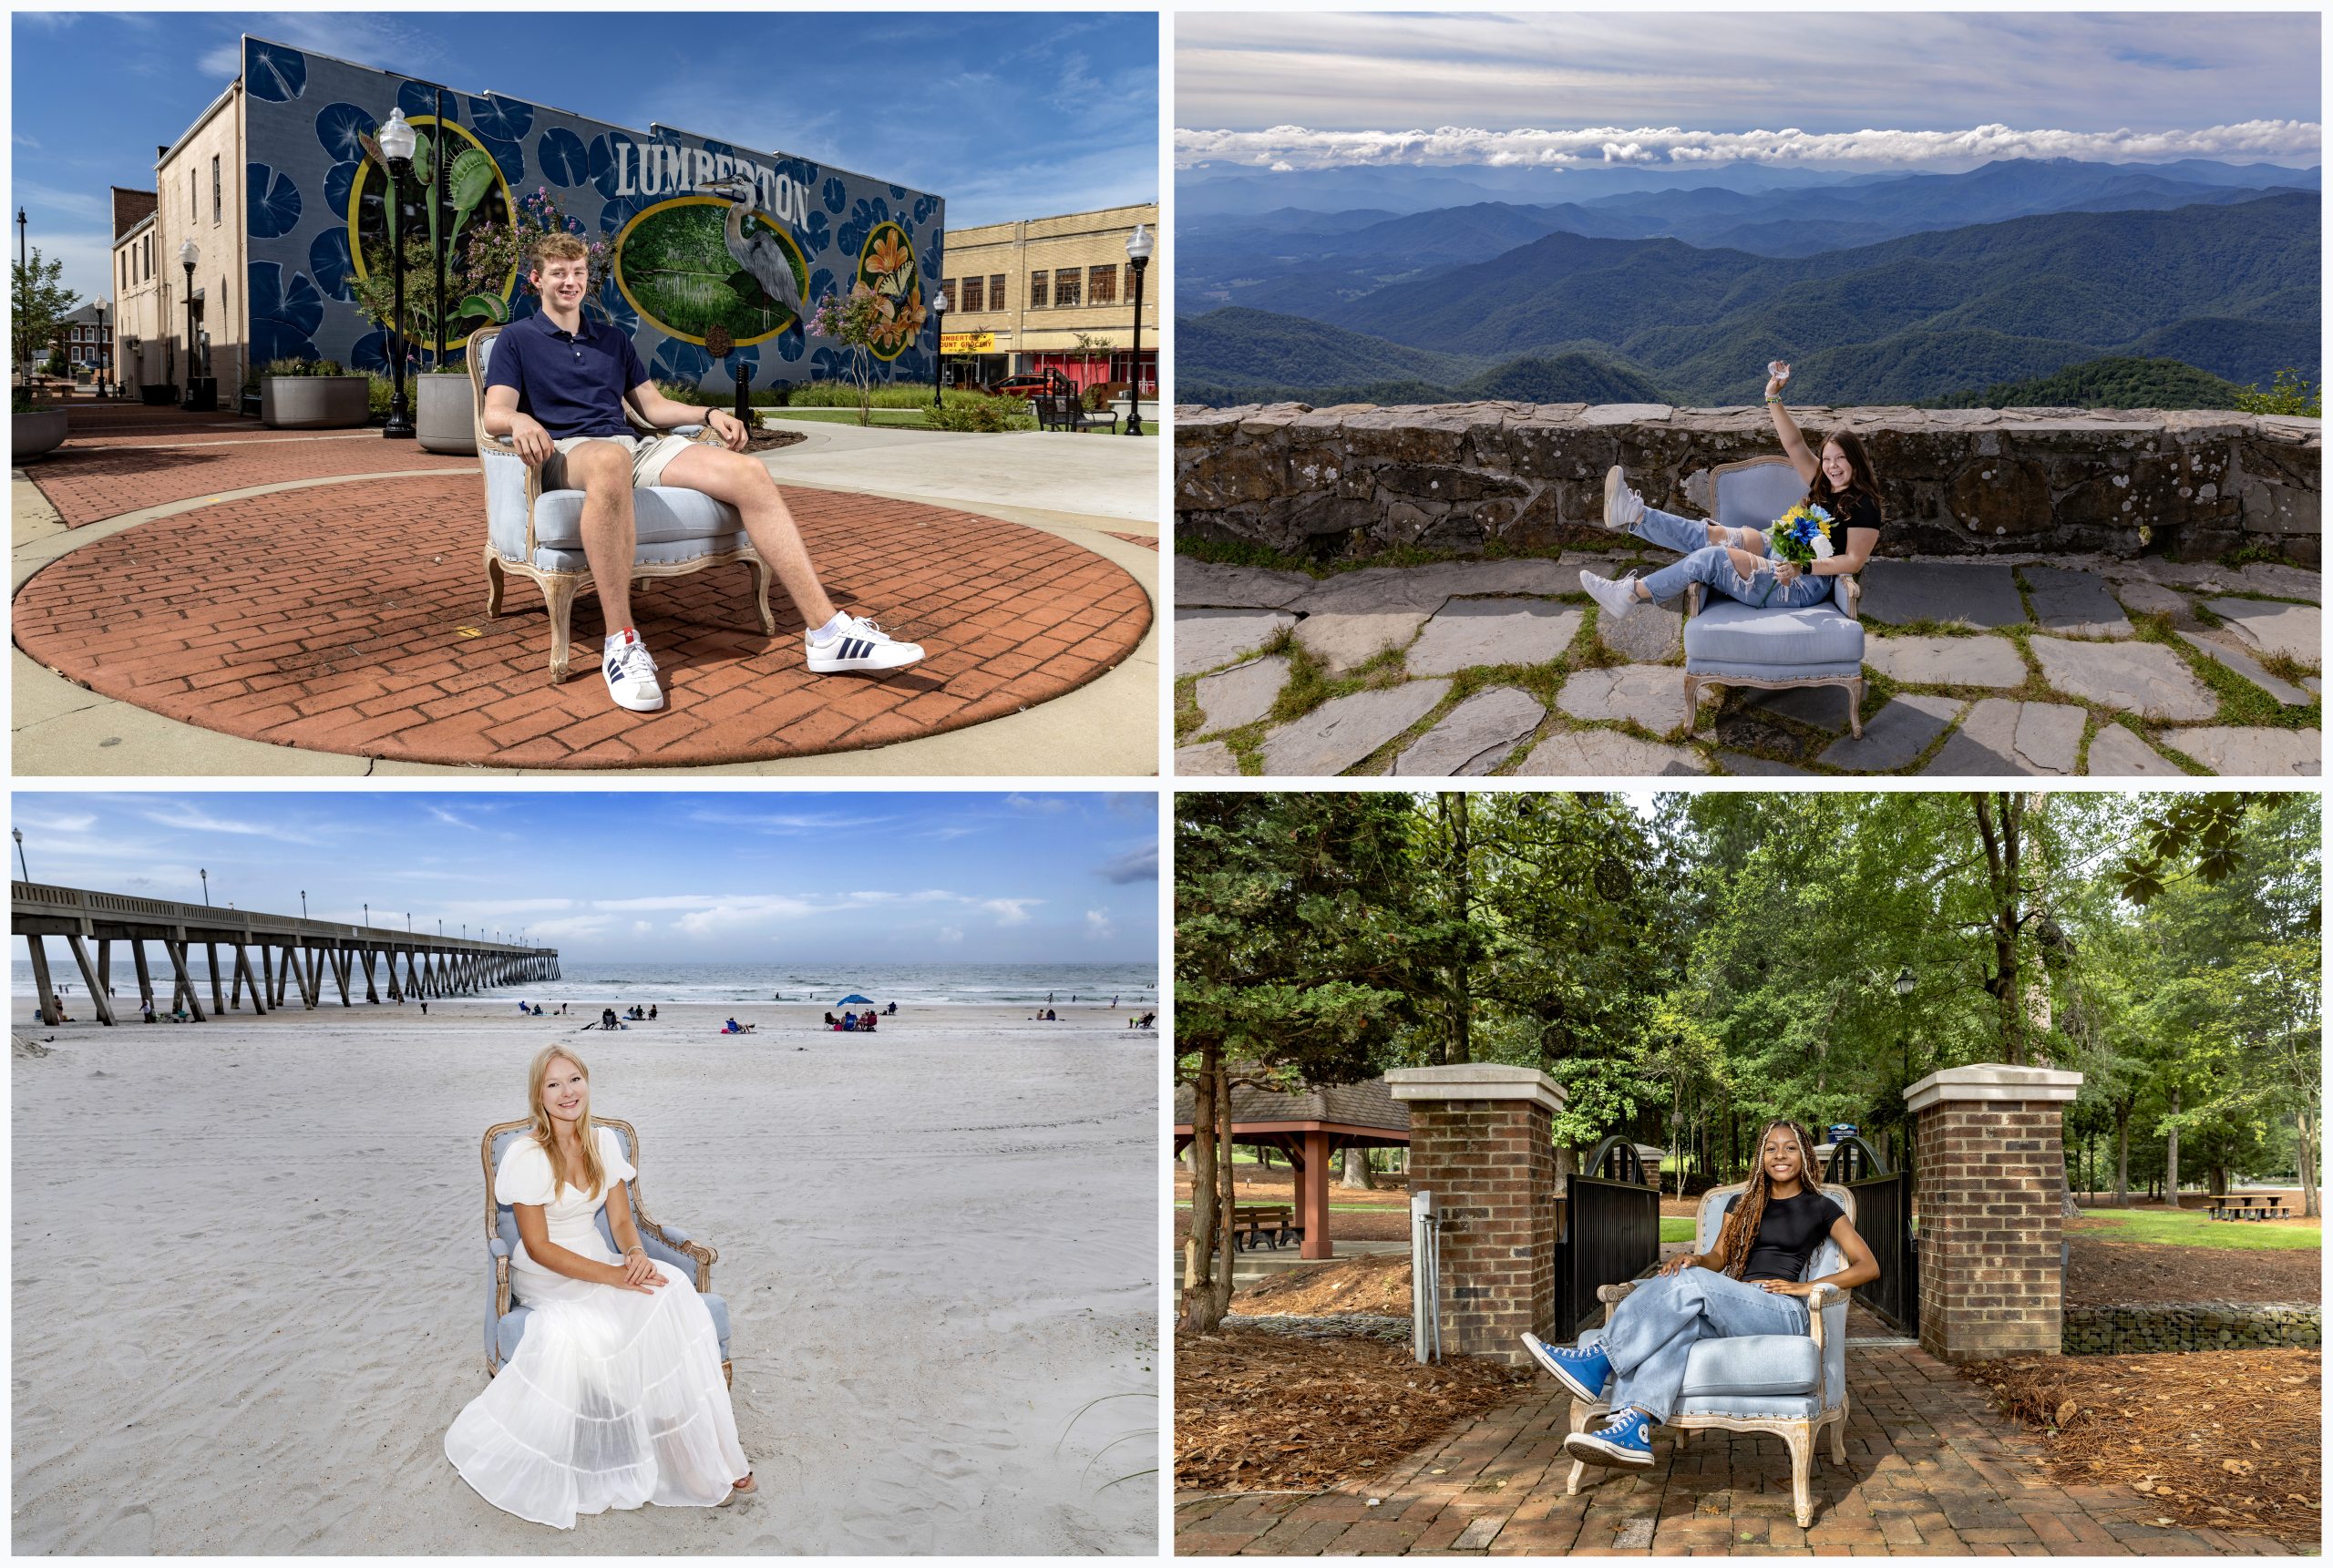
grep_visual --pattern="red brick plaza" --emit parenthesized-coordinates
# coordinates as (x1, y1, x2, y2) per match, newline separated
(15, 403, 1152, 767)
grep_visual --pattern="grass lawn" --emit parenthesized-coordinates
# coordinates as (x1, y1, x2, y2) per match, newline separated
(2070, 1204, 2319, 1250)
(1660, 1217, 1695, 1244)
(764, 407, 946, 427)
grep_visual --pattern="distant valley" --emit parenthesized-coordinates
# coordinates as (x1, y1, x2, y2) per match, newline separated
(1176, 158, 2320, 409)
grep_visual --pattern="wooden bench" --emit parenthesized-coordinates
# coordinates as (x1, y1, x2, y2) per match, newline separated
(1230, 1204, 1300, 1252)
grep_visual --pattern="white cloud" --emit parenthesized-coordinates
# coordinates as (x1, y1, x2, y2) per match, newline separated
(982, 897, 1042, 926)
(12, 810, 95, 833)
(1005, 793, 1070, 814)
(138, 804, 326, 845)
(633, 920, 654, 935)
(440, 897, 577, 917)
(688, 807, 897, 834)
(935, 925, 964, 945)
(1084, 908, 1115, 940)
(527, 915, 615, 939)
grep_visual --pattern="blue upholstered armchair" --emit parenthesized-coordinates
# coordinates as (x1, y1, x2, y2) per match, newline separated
(1566, 1181, 1855, 1528)
(467, 323, 776, 683)
(1681, 456, 1865, 740)
(478, 1117, 733, 1385)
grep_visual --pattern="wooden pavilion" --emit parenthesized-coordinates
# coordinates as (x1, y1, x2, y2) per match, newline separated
(1173, 1077, 1411, 1260)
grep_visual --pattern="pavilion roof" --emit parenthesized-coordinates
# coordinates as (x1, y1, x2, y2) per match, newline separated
(1172, 1075, 1410, 1137)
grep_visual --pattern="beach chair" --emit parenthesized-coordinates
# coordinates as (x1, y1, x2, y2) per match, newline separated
(1680, 456, 1865, 739)
(1563, 1180, 1856, 1529)
(468, 323, 776, 684)
(478, 1116, 732, 1385)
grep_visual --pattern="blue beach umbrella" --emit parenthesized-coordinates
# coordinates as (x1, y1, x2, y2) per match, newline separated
(837, 993, 874, 1005)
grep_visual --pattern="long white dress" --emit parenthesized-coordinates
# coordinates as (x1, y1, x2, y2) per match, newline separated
(445, 1125, 747, 1528)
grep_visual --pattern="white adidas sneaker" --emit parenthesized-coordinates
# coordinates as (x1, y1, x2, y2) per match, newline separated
(807, 613, 926, 674)
(1602, 464, 1645, 531)
(600, 630, 665, 712)
(1578, 569, 1642, 623)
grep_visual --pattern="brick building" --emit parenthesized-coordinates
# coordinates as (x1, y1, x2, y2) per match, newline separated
(939, 202, 1159, 395)
(108, 187, 164, 393)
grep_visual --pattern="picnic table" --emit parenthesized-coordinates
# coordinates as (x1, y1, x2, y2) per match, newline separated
(1229, 1203, 1302, 1252)
(2206, 1194, 2293, 1221)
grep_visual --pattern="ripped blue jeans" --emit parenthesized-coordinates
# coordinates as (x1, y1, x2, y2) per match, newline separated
(1601, 1266, 1811, 1424)
(1632, 506, 1834, 610)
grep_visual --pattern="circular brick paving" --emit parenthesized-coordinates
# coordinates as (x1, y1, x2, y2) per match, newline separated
(15, 475, 1151, 768)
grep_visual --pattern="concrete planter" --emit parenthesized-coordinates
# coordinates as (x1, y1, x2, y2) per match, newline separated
(262, 374, 370, 429)
(12, 408, 69, 460)
(416, 374, 478, 454)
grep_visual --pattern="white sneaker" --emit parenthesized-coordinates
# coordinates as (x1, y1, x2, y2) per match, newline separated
(600, 630, 664, 712)
(1579, 569, 1641, 622)
(807, 612, 925, 674)
(1602, 465, 1645, 531)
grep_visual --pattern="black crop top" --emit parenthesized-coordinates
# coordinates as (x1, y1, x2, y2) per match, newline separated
(1721, 1189, 1845, 1283)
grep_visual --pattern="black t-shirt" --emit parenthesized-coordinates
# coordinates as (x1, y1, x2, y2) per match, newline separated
(1722, 1189, 1845, 1282)
(1812, 490, 1882, 552)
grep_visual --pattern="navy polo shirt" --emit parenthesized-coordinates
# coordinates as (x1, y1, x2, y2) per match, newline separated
(483, 309, 653, 440)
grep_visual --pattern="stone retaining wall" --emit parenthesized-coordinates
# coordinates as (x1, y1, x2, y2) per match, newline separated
(1176, 403, 2323, 565)
(2061, 1301, 2320, 1355)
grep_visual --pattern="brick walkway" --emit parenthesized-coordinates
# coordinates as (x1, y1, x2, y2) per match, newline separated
(26, 431, 476, 526)
(15, 475, 1149, 767)
(1175, 1342, 2294, 1556)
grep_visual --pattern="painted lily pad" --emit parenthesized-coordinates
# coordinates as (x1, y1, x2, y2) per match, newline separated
(539, 127, 589, 188)
(247, 163, 303, 240)
(245, 39, 307, 103)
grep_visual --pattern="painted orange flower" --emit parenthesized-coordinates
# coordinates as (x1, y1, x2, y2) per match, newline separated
(866, 231, 912, 281)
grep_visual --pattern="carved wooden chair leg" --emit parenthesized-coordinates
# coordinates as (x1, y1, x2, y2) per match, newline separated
(1828, 1405, 1847, 1464)
(483, 549, 506, 618)
(749, 556, 777, 635)
(1681, 674, 1700, 736)
(540, 574, 582, 684)
(1845, 676, 1865, 740)
(1564, 1397, 1596, 1497)
(1786, 1421, 1816, 1529)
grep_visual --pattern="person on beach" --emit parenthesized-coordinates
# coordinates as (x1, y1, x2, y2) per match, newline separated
(1519, 1120, 1877, 1470)
(1577, 363, 1883, 624)
(446, 1045, 752, 1527)
(483, 232, 926, 715)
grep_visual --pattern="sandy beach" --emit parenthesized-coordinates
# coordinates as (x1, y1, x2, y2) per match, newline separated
(12, 999, 1158, 1553)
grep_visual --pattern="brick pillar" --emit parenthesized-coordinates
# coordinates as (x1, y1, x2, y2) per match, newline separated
(1906, 1064, 2083, 1363)
(1386, 1064, 1564, 1367)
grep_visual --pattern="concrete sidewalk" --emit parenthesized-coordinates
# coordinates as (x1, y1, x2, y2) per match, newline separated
(761, 418, 1160, 526)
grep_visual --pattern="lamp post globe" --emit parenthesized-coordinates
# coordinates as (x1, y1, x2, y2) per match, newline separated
(178, 239, 200, 408)
(930, 290, 947, 406)
(1123, 223, 1153, 436)
(377, 108, 417, 439)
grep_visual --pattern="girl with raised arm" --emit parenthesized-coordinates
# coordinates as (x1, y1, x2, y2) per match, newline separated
(1518, 1120, 1879, 1469)
(1578, 363, 1886, 621)
(445, 1045, 754, 1527)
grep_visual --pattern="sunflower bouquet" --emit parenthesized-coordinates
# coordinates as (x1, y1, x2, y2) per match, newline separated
(1759, 502, 1834, 605)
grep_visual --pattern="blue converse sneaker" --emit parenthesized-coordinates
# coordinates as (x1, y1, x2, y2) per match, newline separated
(1520, 1333, 1612, 1403)
(1564, 1406, 1656, 1470)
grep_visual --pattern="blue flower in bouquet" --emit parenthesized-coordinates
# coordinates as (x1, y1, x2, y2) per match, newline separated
(1756, 503, 1835, 604)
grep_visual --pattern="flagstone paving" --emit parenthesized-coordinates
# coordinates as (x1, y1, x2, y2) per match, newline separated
(1174, 1341, 2295, 1556)
(1176, 549, 2318, 777)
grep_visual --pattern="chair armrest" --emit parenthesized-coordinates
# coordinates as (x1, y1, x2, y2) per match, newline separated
(637, 1216, 719, 1292)
(1804, 1282, 1845, 1312)
(488, 1236, 511, 1259)
(1835, 572, 1861, 621)
(1598, 1280, 1641, 1306)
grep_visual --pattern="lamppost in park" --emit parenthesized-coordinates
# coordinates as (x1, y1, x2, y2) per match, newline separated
(1123, 222, 1152, 436)
(377, 108, 418, 439)
(200, 868, 210, 907)
(95, 297, 109, 398)
(1891, 964, 1916, 1167)
(930, 290, 947, 406)
(177, 238, 200, 408)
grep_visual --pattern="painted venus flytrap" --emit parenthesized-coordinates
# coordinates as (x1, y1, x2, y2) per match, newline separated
(240, 36, 942, 390)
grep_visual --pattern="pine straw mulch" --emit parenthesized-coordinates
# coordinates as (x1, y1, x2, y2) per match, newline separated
(1967, 1348, 2321, 1546)
(1176, 1327, 1530, 1494)
(1232, 1249, 1414, 1316)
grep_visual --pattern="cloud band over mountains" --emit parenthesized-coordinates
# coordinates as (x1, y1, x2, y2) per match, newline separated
(1177, 120, 2321, 172)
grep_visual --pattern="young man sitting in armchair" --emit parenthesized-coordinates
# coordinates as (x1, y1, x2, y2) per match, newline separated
(482, 231, 924, 713)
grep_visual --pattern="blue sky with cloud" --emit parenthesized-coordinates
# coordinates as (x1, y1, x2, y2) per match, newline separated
(1178, 12, 2319, 170)
(14, 10, 1158, 302)
(8, 793, 1158, 963)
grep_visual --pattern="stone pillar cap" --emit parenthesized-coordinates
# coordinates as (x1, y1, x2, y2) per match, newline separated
(1905, 1062, 2082, 1113)
(1387, 1063, 1566, 1114)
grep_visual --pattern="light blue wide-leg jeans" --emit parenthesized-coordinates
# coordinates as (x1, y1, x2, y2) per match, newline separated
(1599, 1267, 1812, 1423)
(1630, 506, 1833, 610)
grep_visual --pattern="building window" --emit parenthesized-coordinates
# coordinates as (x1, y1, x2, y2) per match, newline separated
(1053, 267, 1082, 308)
(1029, 270, 1048, 309)
(212, 156, 222, 224)
(1089, 263, 1117, 305)
(988, 273, 1003, 311)
(190, 169, 197, 218)
(960, 275, 984, 313)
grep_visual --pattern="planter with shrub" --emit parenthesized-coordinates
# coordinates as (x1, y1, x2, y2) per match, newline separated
(416, 370, 478, 454)
(12, 389, 69, 460)
(261, 358, 371, 428)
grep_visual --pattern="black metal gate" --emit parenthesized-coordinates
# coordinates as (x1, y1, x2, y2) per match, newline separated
(1553, 1137, 1661, 1340)
(1825, 1134, 1918, 1336)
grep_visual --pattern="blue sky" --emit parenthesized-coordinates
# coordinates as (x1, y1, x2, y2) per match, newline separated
(8, 793, 1159, 964)
(13, 10, 1159, 302)
(1178, 12, 2320, 171)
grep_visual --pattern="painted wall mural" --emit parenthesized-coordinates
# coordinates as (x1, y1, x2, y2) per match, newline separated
(241, 35, 943, 390)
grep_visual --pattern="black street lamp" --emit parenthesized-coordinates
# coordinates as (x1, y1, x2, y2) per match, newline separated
(300, 889, 308, 918)
(1123, 222, 1152, 436)
(15, 206, 26, 275)
(377, 108, 417, 440)
(177, 239, 200, 408)
(95, 298, 109, 398)
(200, 868, 209, 907)
(1892, 965, 1916, 1166)
(930, 290, 948, 406)
(12, 827, 27, 882)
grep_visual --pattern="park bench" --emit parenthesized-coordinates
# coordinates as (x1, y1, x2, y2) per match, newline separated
(1230, 1204, 1300, 1252)
(1036, 393, 1119, 435)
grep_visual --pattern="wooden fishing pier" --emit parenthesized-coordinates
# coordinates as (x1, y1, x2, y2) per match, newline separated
(12, 882, 559, 1026)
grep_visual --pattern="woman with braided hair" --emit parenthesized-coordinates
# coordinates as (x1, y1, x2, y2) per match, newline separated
(1518, 1119, 1879, 1470)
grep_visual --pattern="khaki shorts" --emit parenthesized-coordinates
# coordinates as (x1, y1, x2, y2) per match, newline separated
(543, 431, 698, 492)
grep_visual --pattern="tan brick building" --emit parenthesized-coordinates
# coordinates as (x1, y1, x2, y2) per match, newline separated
(939, 201, 1157, 395)
(110, 81, 243, 399)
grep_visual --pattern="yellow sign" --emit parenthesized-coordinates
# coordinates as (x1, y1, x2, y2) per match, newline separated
(940, 332, 995, 353)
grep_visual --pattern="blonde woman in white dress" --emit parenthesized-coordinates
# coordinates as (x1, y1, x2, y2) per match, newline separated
(446, 1045, 754, 1528)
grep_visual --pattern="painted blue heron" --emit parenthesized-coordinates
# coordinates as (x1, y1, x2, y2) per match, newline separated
(701, 175, 803, 332)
